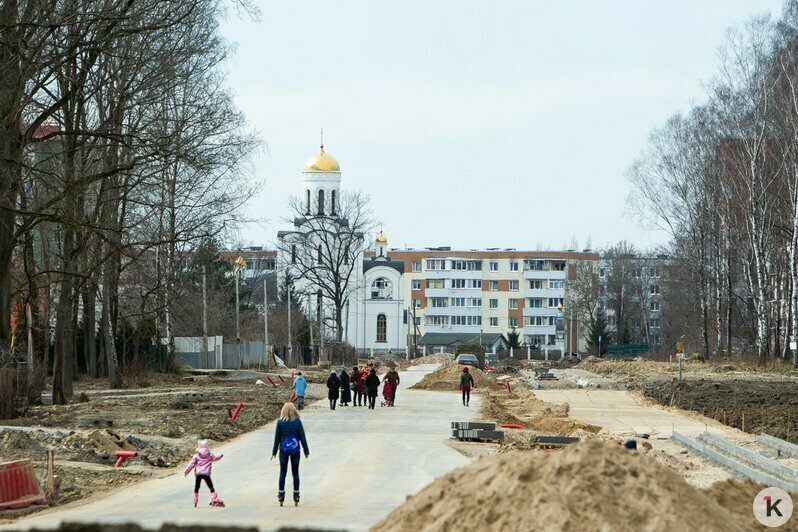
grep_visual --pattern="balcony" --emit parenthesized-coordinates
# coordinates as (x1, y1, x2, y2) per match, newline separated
(523, 288, 564, 299)
(523, 307, 559, 317)
(523, 270, 566, 280)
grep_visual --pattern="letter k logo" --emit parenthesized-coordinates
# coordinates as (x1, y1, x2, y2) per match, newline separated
(765, 496, 783, 518)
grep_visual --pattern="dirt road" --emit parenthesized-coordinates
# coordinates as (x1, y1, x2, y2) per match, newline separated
(3, 364, 476, 532)
(533, 389, 746, 440)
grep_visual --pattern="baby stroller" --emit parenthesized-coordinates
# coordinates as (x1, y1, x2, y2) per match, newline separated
(381, 383, 392, 407)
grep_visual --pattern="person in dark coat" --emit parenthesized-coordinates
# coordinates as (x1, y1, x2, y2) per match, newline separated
(365, 368, 380, 409)
(326, 370, 341, 410)
(351, 366, 365, 406)
(339, 368, 351, 406)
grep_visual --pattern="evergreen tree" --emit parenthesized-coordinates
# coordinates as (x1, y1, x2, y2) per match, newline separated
(587, 310, 612, 356)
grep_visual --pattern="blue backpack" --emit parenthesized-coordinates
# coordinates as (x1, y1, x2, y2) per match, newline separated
(281, 435, 300, 454)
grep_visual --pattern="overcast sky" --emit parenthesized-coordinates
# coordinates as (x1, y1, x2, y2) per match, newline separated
(221, 0, 784, 252)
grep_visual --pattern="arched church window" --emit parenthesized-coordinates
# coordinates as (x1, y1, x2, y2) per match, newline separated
(376, 314, 387, 343)
(331, 190, 337, 215)
(318, 189, 325, 215)
(317, 290, 323, 324)
(306, 189, 311, 214)
(317, 245, 323, 265)
(291, 245, 296, 264)
(371, 277, 393, 299)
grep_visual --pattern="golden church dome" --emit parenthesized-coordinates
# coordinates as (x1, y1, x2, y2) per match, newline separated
(304, 146, 340, 173)
(375, 231, 388, 244)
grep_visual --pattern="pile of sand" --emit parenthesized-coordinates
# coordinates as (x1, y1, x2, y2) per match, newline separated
(410, 364, 494, 391)
(480, 388, 602, 436)
(409, 353, 454, 365)
(374, 441, 752, 532)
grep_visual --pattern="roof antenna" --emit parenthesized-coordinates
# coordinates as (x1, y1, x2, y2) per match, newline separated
(320, 128, 324, 149)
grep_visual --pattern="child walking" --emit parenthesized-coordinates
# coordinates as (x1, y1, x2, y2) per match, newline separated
(184, 439, 225, 507)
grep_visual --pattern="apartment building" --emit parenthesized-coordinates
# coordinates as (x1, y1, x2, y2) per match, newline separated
(375, 247, 599, 353)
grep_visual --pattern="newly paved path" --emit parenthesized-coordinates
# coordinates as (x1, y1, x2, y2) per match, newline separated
(5, 364, 477, 532)
(534, 389, 745, 440)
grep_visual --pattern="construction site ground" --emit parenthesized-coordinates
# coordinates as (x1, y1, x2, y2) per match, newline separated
(0, 368, 330, 523)
(3, 356, 798, 530)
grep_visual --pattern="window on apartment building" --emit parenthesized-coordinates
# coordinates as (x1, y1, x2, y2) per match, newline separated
(508, 299, 519, 309)
(451, 297, 465, 307)
(489, 261, 498, 271)
(451, 279, 466, 289)
(527, 298, 542, 308)
(489, 280, 499, 291)
(527, 334, 545, 345)
(430, 297, 448, 307)
(529, 280, 543, 289)
(525, 260, 543, 270)
(413, 298, 421, 308)
(468, 316, 482, 326)
(510, 261, 519, 271)
(426, 259, 444, 270)
(650, 285, 660, 295)
(451, 315, 466, 326)
(468, 279, 482, 289)
(548, 279, 564, 289)
(412, 280, 421, 290)
(469, 298, 482, 307)
(650, 267, 659, 277)
(426, 279, 445, 289)
(548, 298, 563, 308)
(467, 261, 482, 271)
(489, 299, 498, 309)
(552, 261, 566, 271)
(414, 317, 421, 326)
(650, 301, 660, 311)
(509, 317, 519, 328)
(524, 316, 545, 326)
(426, 315, 449, 326)
(509, 280, 519, 291)
(650, 318, 660, 328)
(412, 261, 421, 272)
(489, 317, 498, 327)
(452, 260, 467, 270)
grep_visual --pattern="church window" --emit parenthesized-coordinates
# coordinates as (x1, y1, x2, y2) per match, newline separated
(317, 245, 323, 265)
(376, 314, 387, 343)
(291, 245, 296, 264)
(331, 190, 337, 215)
(306, 190, 311, 214)
(318, 189, 325, 215)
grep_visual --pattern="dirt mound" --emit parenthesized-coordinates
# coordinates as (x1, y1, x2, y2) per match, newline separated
(373, 441, 750, 532)
(411, 365, 494, 391)
(409, 353, 454, 365)
(480, 388, 601, 436)
(528, 415, 601, 435)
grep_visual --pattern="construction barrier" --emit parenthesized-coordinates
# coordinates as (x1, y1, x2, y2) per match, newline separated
(113, 450, 138, 468)
(0, 459, 46, 510)
(227, 402, 244, 421)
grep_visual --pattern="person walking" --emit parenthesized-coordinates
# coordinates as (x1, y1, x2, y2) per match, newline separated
(339, 368, 351, 406)
(460, 366, 475, 407)
(326, 369, 341, 410)
(383, 366, 400, 406)
(365, 368, 380, 409)
(292, 372, 308, 410)
(351, 366, 365, 406)
(184, 439, 224, 507)
(272, 402, 310, 506)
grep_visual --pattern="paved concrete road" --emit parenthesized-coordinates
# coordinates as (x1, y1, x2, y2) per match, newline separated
(4, 364, 477, 532)
(534, 389, 745, 440)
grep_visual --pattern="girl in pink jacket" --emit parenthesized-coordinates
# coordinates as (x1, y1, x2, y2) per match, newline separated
(184, 439, 224, 507)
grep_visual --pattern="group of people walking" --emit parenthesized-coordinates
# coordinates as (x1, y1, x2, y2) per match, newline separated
(326, 365, 401, 409)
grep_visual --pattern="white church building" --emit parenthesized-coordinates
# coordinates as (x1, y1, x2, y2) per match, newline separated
(277, 143, 408, 355)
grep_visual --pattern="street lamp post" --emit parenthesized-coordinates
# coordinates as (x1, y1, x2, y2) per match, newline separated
(234, 256, 246, 368)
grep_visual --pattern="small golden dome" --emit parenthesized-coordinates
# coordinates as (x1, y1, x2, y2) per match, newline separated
(304, 146, 340, 173)
(375, 231, 388, 244)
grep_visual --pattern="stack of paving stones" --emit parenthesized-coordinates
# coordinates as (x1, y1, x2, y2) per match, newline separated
(532, 367, 558, 380)
(451, 421, 505, 442)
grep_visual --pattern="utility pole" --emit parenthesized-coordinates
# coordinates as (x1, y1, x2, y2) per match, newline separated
(234, 257, 244, 368)
(263, 278, 271, 369)
(287, 278, 293, 365)
(202, 264, 208, 369)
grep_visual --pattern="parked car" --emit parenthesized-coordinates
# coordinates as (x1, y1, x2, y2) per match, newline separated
(455, 353, 480, 368)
